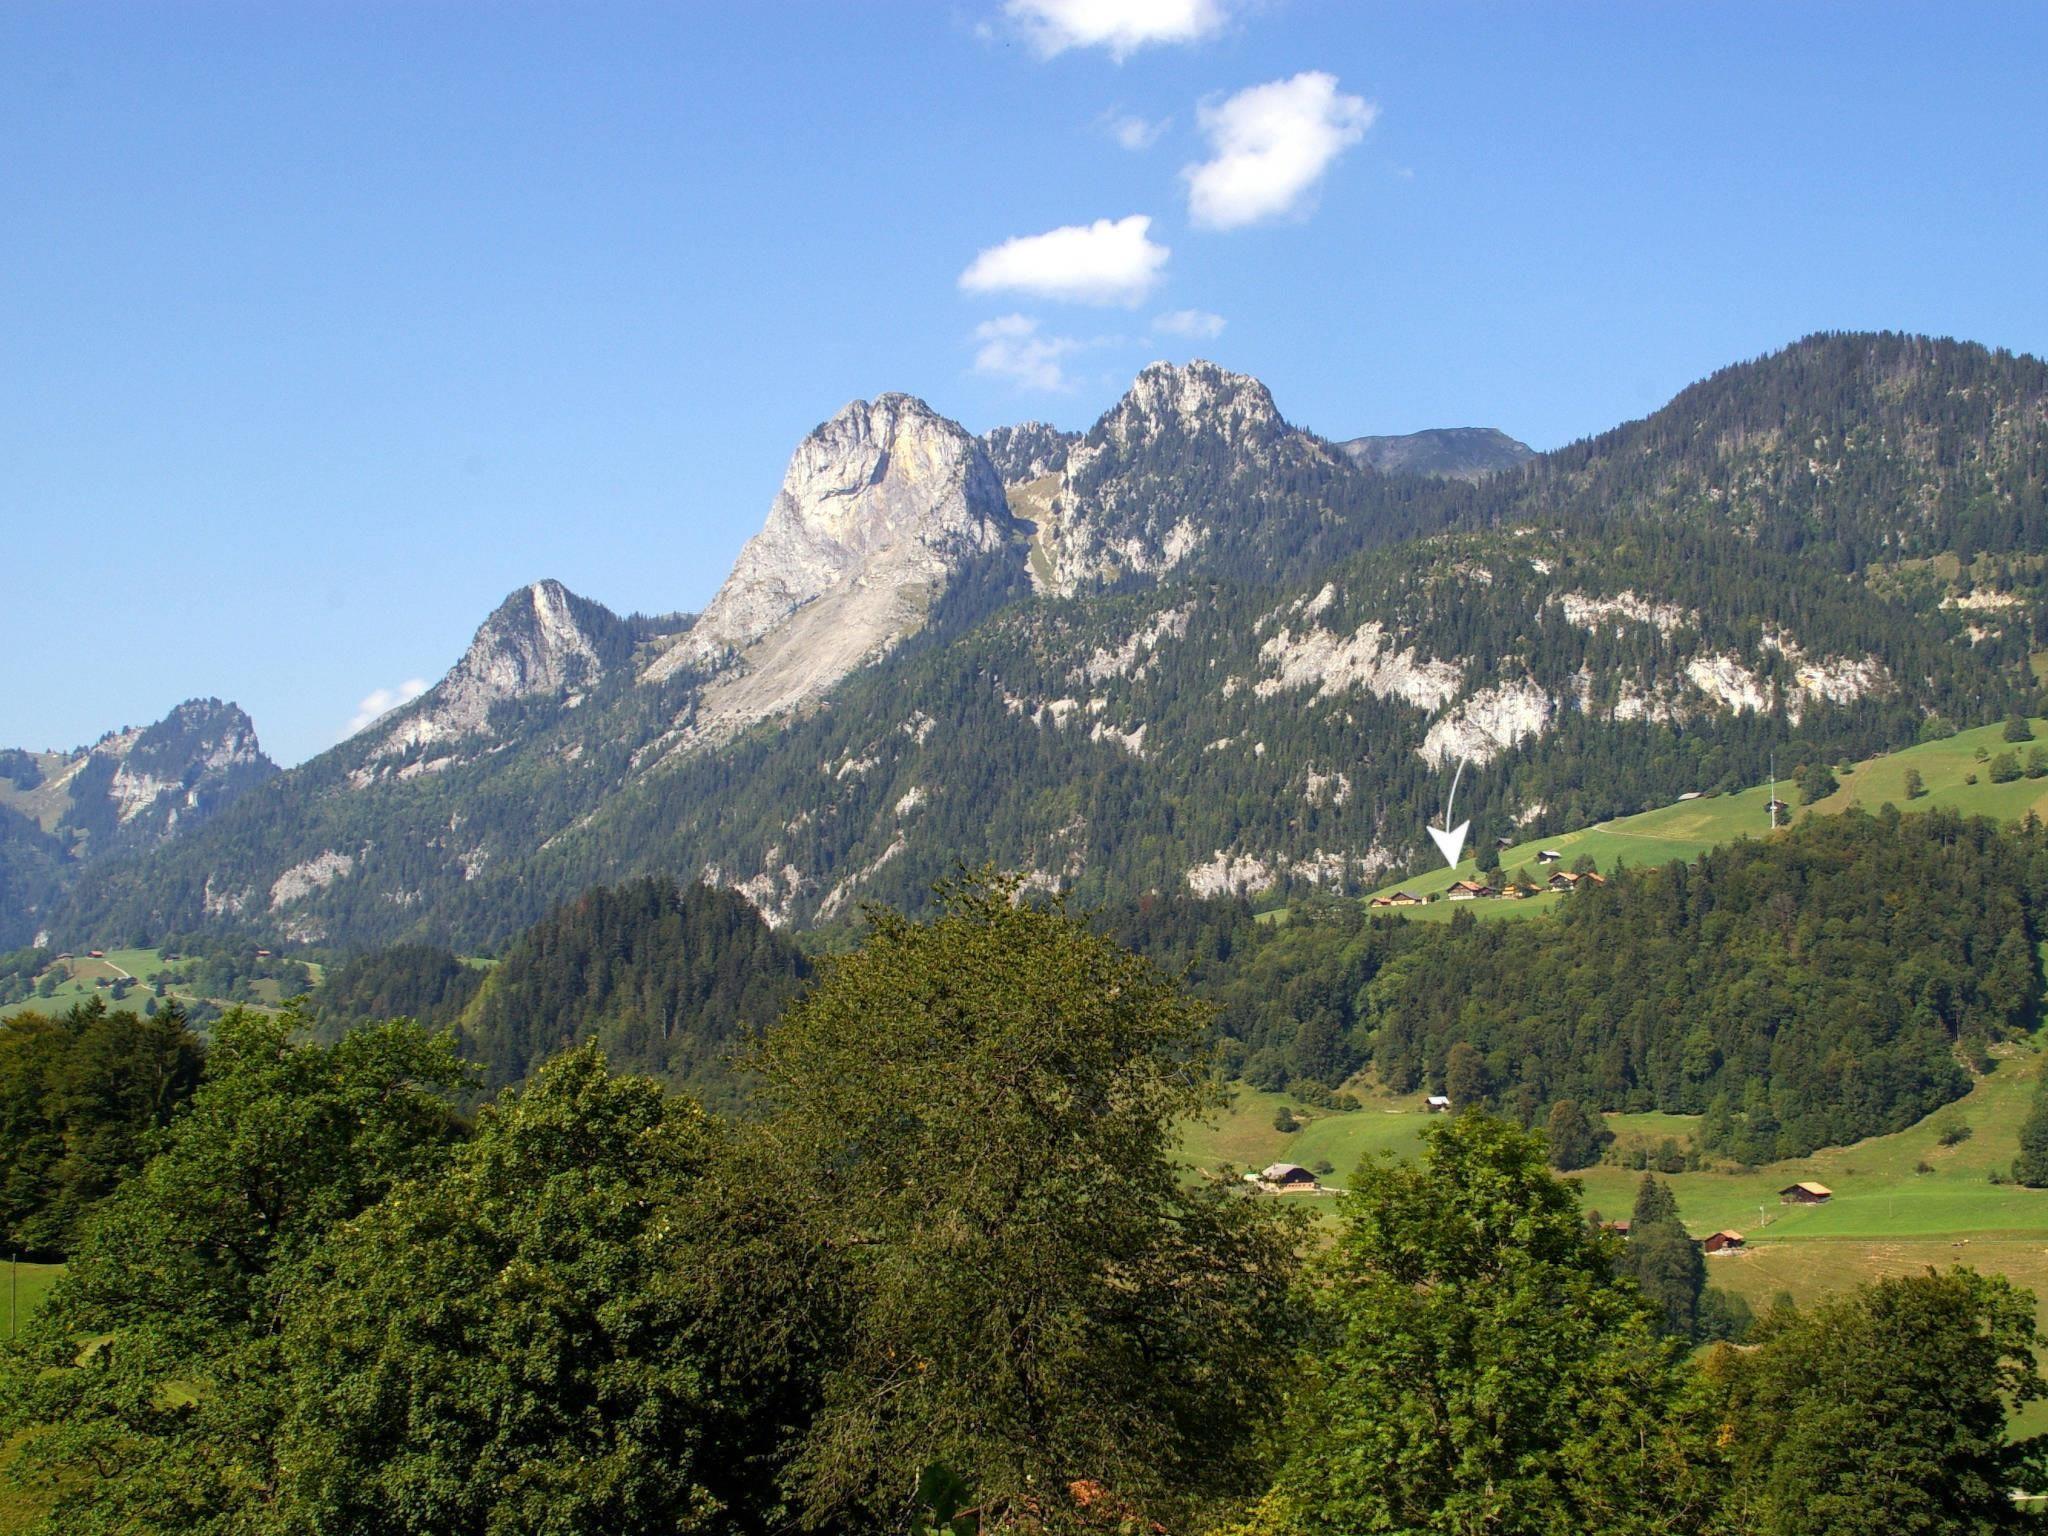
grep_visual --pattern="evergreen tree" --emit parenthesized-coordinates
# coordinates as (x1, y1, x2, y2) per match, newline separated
(1631, 1172, 1682, 1227)
(1622, 1220, 1706, 1341)
(2013, 1078, 2048, 1187)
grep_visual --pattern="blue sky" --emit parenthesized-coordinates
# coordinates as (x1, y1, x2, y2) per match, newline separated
(4, 1, 2045, 766)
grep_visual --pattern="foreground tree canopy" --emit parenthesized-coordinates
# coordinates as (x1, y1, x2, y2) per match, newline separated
(4, 875, 2046, 1535)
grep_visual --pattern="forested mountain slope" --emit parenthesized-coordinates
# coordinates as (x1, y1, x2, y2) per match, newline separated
(0, 700, 277, 947)
(38, 333, 2048, 951)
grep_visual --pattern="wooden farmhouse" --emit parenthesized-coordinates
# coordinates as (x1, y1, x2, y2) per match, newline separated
(1536, 849, 1563, 864)
(1778, 1181, 1833, 1205)
(1257, 1162, 1318, 1191)
(1703, 1230, 1745, 1254)
(1425, 1094, 1452, 1113)
(1447, 879, 1495, 901)
(1544, 869, 1607, 892)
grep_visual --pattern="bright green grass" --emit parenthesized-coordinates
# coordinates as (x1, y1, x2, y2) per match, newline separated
(1178, 1083, 1433, 1190)
(3, 1261, 61, 1341)
(1361, 718, 2048, 917)
(2, 949, 170, 1021)
(1184, 1035, 2048, 1431)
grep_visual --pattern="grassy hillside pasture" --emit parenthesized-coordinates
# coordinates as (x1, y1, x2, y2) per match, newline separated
(1362, 718, 2048, 917)
(0, 946, 303, 1022)
(3, 1261, 61, 1341)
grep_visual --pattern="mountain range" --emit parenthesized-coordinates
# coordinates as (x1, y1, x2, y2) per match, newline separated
(9, 330, 2045, 953)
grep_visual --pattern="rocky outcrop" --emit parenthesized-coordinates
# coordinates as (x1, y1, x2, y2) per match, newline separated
(642, 394, 1016, 750)
(0, 699, 278, 865)
(376, 580, 628, 758)
(982, 421, 1077, 483)
(1032, 360, 1350, 594)
(1338, 426, 1534, 481)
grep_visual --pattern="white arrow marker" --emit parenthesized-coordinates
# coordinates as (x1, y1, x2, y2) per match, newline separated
(1427, 755, 1471, 868)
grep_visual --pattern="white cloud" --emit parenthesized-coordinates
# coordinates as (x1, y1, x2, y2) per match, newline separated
(1007, 0, 1232, 59)
(1154, 308, 1226, 340)
(1183, 71, 1376, 230)
(972, 315, 1082, 391)
(959, 215, 1168, 306)
(346, 678, 428, 737)
(1107, 112, 1169, 151)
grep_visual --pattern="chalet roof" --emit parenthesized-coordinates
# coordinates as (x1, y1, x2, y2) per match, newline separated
(1261, 1162, 1314, 1183)
(1780, 1181, 1833, 1198)
(1425, 1094, 1451, 1107)
(1708, 1229, 1744, 1242)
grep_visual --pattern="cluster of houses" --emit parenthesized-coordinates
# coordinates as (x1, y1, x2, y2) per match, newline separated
(1370, 862, 1607, 908)
(1601, 1182, 1834, 1259)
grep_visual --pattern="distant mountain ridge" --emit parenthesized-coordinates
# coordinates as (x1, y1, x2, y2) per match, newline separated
(1338, 426, 1535, 480)
(33, 331, 2048, 952)
(0, 699, 277, 945)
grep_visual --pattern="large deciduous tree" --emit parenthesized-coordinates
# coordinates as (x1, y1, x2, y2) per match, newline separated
(0, 1007, 468, 1534)
(1248, 1113, 1714, 1535)
(1711, 1269, 2048, 1533)
(751, 871, 1302, 1533)
(276, 1045, 826, 1535)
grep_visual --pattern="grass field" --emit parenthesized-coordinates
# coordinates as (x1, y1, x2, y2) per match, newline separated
(0, 947, 305, 1023)
(1359, 717, 2048, 917)
(4, 1262, 61, 1343)
(1182, 1030, 2048, 1435)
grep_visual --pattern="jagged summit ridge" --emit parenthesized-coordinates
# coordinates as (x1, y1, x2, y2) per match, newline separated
(652, 393, 1012, 680)
(981, 420, 1076, 483)
(377, 579, 625, 758)
(1096, 359, 1289, 451)
(635, 393, 1015, 757)
(1030, 359, 1347, 594)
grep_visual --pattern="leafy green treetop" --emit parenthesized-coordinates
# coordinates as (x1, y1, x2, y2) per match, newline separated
(1247, 1113, 1713, 1535)
(751, 871, 1302, 1533)
(0, 1008, 469, 1535)
(1712, 1268, 2048, 1533)
(276, 1045, 822, 1535)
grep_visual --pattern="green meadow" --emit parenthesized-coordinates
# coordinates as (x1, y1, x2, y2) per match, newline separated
(1181, 1030, 2048, 1432)
(1360, 717, 2048, 917)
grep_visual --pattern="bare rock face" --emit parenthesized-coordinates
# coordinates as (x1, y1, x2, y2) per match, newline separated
(1032, 360, 1346, 594)
(377, 580, 627, 757)
(643, 393, 1015, 745)
(0, 699, 277, 867)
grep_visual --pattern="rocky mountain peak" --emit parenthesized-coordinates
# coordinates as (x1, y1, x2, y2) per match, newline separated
(982, 420, 1078, 485)
(1102, 359, 1286, 449)
(649, 393, 1012, 680)
(376, 579, 627, 758)
(1027, 360, 1346, 595)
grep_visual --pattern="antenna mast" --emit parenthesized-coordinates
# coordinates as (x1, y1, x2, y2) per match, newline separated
(1769, 751, 1778, 830)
